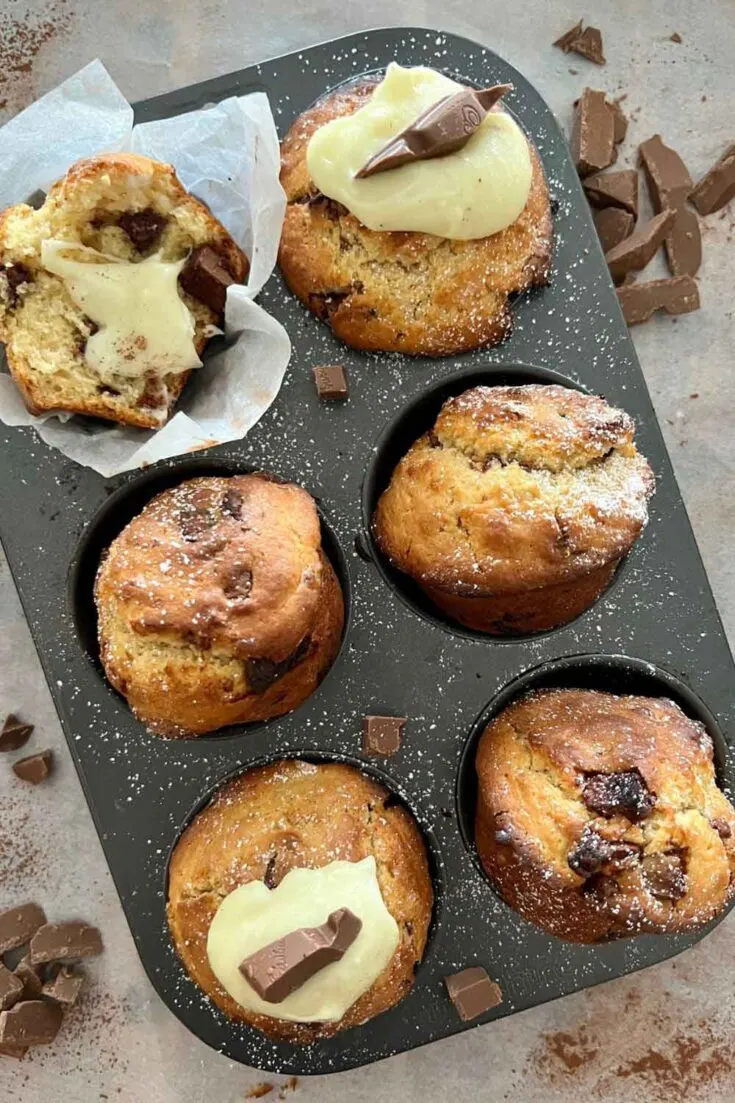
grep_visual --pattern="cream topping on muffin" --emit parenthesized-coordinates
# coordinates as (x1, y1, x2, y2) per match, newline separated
(306, 64, 532, 239)
(206, 857, 399, 1022)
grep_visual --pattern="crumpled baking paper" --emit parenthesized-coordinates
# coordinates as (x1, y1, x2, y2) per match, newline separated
(0, 59, 290, 478)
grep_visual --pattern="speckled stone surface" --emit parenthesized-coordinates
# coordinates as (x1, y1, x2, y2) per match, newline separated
(1, 2, 735, 1101)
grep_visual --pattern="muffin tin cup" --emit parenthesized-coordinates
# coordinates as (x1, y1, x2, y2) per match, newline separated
(1, 27, 735, 1075)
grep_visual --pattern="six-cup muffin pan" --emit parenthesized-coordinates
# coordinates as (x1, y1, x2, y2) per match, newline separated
(1, 26, 734, 1076)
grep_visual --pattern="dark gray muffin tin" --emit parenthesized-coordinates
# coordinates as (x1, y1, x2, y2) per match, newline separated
(1, 26, 734, 1077)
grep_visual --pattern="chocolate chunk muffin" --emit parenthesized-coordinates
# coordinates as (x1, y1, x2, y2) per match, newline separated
(475, 689, 735, 942)
(279, 76, 552, 356)
(95, 475, 344, 737)
(373, 384, 654, 634)
(167, 760, 434, 1041)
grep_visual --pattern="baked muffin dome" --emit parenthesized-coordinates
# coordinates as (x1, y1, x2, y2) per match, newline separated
(278, 79, 552, 356)
(475, 688, 735, 943)
(95, 474, 344, 737)
(373, 384, 654, 634)
(167, 760, 434, 1041)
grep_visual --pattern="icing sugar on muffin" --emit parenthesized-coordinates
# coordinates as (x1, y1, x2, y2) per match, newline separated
(167, 760, 434, 1041)
(475, 688, 735, 943)
(279, 64, 552, 355)
(373, 383, 654, 634)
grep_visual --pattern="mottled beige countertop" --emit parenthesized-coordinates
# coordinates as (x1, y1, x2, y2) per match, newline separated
(1, 1, 735, 1100)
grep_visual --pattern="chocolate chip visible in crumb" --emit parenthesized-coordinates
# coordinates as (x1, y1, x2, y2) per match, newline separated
(568, 829, 639, 876)
(220, 563, 253, 601)
(712, 817, 732, 840)
(12, 750, 52, 785)
(0, 714, 33, 752)
(118, 208, 167, 251)
(313, 363, 349, 401)
(179, 245, 235, 314)
(245, 637, 311, 693)
(0, 904, 46, 955)
(221, 486, 244, 519)
(642, 851, 688, 901)
(1, 263, 32, 307)
(583, 769, 656, 822)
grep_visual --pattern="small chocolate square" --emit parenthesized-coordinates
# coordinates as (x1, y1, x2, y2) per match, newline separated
(445, 966, 503, 1021)
(363, 715, 405, 757)
(0, 715, 33, 752)
(12, 750, 52, 785)
(313, 363, 348, 401)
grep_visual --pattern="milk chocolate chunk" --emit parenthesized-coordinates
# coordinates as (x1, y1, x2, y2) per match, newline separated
(29, 921, 103, 966)
(0, 904, 46, 955)
(568, 830, 638, 876)
(690, 143, 735, 215)
(584, 169, 639, 217)
(13, 957, 42, 1000)
(445, 967, 502, 1022)
(553, 21, 605, 64)
(642, 852, 687, 901)
(355, 84, 512, 179)
(0, 965, 23, 1012)
(0, 1042, 27, 1059)
(610, 99, 628, 144)
(0, 714, 33, 752)
(240, 908, 363, 1003)
(42, 966, 84, 1006)
(363, 715, 405, 757)
(313, 363, 348, 401)
(118, 208, 167, 251)
(594, 207, 634, 253)
(178, 245, 235, 314)
(13, 749, 52, 785)
(571, 89, 616, 177)
(0, 1000, 63, 1047)
(639, 135, 701, 277)
(605, 209, 676, 283)
(553, 20, 583, 51)
(617, 276, 700, 325)
(583, 769, 656, 822)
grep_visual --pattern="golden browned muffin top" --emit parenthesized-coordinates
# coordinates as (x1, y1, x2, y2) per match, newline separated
(374, 384, 654, 595)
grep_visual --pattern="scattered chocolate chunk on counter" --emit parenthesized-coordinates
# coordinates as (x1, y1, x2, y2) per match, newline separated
(617, 276, 700, 325)
(0, 903, 46, 956)
(0, 714, 33, 752)
(29, 920, 103, 966)
(363, 715, 406, 756)
(0, 999, 63, 1048)
(13, 957, 42, 1000)
(670, 32, 683, 43)
(639, 134, 701, 277)
(610, 98, 628, 144)
(313, 363, 349, 400)
(571, 89, 616, 176)
(584, 169, 639, 217)
(690, 143, 735, 215)
(605, 209, 676, 283)
(179, 245, 235, 314)
(583, 769, 656, 822)
(445, 967, 503, 1021)
(0, 965, 23, 1012)
(553, 21, 605, 64)
(594, 207, 635, 253)
(42, 966, 84, 1006)
(0, 1042, 27, 1059)
(12, 749, 52, 785)
(118, 208, 167, 251)
(642, 851, 688, 901)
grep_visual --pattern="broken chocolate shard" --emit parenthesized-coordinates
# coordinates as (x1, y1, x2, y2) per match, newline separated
(642, 851, 688, 901)
(639, 134, 701, 277)
(0, 1042, 27, 1059)
(605, 208, 676, 283)
(42, 966, 84, 1006)
(355, 84, 512, 179)
(12, 749, 52, 785)
(553, 20, 583, 51)
(29, 921, 103, 966)
(571, 89, 616, 177)
(553, 21, 605, 64)
(584, 169, 639, 217)
(178, 245, 235, 314)
(118, 208, 167, 251)
(610, 99, 628, 144)
(363, 715, 406, 757)
(13, 957, 42, 1000)
(445, 966, 502, 1021)
(690, 143, 735, 215)
(617, 276, 700, 325)
(0, 714, 33, 752)
(583, 769, 656, 822)
(0, 965, 23, 1012)
(0, 1000, 63, 1048)
(240, 908, 363, 1003)
(0, 904, 46, 956)
(594, 207, 635, 253)
(312, 363, 349, 401)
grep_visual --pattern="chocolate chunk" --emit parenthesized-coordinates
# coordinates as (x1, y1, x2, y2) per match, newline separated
(0, 1000, 63, 1047)
(0, 904, 46, 955)
(594, 208, 635, 253)
(29, 921, 103, 966)
(690, 143, 735, 215)
(444, 966, 502, 1022)
(0, 714, 33, 752)
(363, 715, 406, 757)
(568, 830, 639, 877)
(571, 89, 616, 177)
(0, 1042, 27, 1059)
(221, 486, 244, 519)
(1, 263, 32, 307)
(355, 84, 512, 178)
(42, 966, 84, 1006)
(245, 636, 311, 693)
(584, 169, 639, 217)
(553, 20, 583, 51)
(220, 563, 253, 600)
(610, 99, 628, 144)
(554, 21, 605, 64)
(670, 32, 683, 43)
(0, 965, 23, 1012)
(12, 749, 52, 785)
(13, 957, 42, 1000)
(712, 817, 732, 840)
(178, 502, 217, 541)
(118, 208, 167, 251)
(605, 209, 676, 283)
(662, 205, 701, 277)
(312, 363, 349, 401)
(639, 135, 701, 277)
(617, 275, 700, 325)
(240, 908, 362, 1003)
(583, 769, 656, 822)
(642, 852, 688, 901)
(178, 245, 235, 314)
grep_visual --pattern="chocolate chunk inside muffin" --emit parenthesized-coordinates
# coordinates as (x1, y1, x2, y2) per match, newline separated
(94, 474, 344, 737)
(475, 688, 735, 942)
(373, 384, 654, 634)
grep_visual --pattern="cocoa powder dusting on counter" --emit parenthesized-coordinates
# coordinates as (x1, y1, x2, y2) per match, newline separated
(0, 1, 73, 116)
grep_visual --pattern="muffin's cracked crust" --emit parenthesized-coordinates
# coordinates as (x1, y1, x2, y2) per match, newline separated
(373, 384, 654, 633)
(167, 760, 434, 1041)
(278, 79, 552, 356)
(475, 689, 735, 943)
(95, 475, 344, 737)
